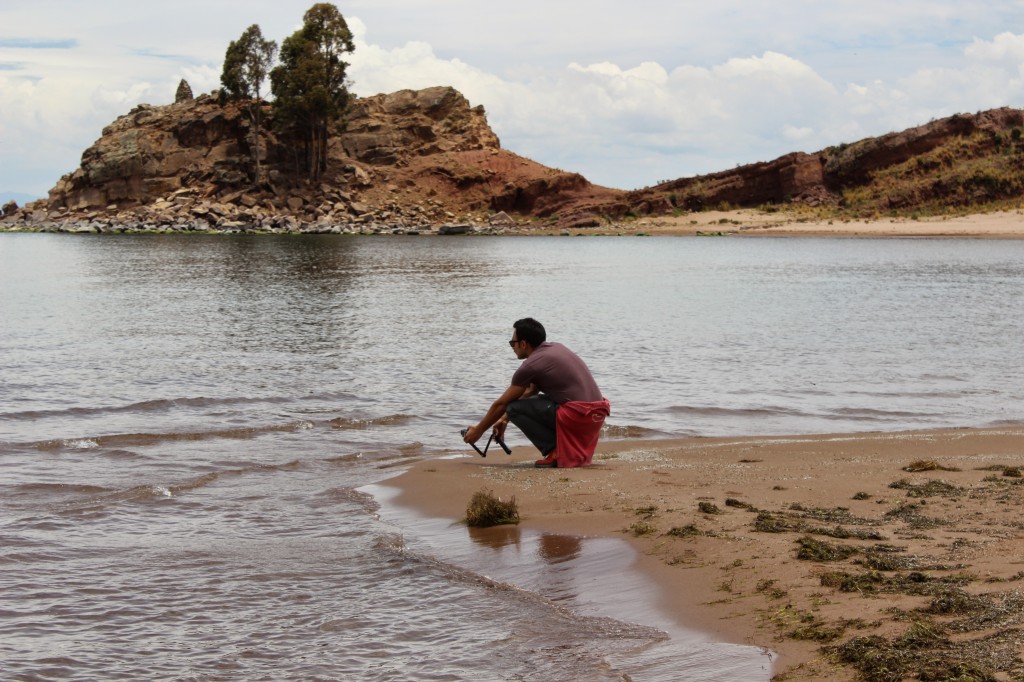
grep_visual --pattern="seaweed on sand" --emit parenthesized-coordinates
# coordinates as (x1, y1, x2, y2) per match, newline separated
(889, 478, 964, 498)
(465, 489, 520, 527)
(698, 501, 721, 514)
(828, 620, 1006, 682)
(904, 459, 961, 472)
(796, 536, 858, 562)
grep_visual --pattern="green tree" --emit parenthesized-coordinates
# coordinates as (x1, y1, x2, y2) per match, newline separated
(270, 3, 355, 181)
(221, 24, 278, 184)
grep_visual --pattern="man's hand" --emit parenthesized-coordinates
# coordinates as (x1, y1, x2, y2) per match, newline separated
(465, 384, 525, 447)
(463, 425, 485, 444)
(491, 418, 507, 440)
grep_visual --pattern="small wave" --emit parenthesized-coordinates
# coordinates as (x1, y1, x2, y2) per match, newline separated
(824, 407, 938, 421)
(0, 395, 291, 422)
(167, 472, 221, 495)
(52, 483, 181, 513)
(668, 404, 805, 418)
(0, 392, 363, 428)
(329, 414, 414, 430)
(601, 424, 662, 439)
(845, 388, 996, 399)
(11, 483, 111, 496)
(324, 453, 363, 464)
(47, 471, 232, 514)
(25, 420, 329, 451)
(373, 533, 407, 553)
(100, 449, 148, 460)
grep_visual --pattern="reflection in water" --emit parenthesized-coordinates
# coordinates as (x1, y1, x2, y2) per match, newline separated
(466, 527, 584, 566)
(538, 533, 583, 564)
(467, 523, 522, 550)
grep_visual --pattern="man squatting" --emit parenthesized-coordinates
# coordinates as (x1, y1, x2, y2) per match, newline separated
(462, 318, 611, 468)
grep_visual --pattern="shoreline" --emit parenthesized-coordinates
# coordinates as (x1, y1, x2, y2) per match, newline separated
(4, 208, 1024, 238)
(384, 426, 1024, 680)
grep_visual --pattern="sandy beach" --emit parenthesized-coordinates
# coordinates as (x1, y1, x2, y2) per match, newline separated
(388, 427, 1024, 680)
(542, 209, 1024, 238)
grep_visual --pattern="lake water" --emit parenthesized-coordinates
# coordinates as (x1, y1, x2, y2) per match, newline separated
(2, 233, 1023, 680)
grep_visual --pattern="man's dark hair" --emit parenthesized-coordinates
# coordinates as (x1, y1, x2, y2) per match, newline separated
(513, 318, 546, 347)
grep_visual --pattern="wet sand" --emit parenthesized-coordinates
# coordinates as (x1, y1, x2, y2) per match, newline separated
(388, 427, 1024, 680)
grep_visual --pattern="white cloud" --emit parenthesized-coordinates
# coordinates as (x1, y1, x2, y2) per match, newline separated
(965, 32, 1024, 64)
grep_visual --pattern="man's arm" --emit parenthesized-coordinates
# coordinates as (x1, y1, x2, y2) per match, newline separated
(463, 384, 528, 444)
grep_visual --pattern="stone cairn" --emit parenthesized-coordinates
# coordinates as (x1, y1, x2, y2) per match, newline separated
(175, 79, 194, 103)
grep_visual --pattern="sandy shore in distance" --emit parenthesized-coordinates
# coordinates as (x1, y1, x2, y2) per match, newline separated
(388, 427, 1024, 680)
(550, 209, 1024, 237)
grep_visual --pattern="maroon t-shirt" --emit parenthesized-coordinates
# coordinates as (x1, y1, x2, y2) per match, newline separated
(511, 342, 602, 404)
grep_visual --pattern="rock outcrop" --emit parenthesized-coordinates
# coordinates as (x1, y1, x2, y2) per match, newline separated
(628, 107, 1024, 215)
(10, 85, 616, 233)
(175, 79, 194, 104)
(632, 152, 827, 212)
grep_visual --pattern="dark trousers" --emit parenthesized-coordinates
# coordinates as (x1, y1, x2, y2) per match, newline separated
(506, 395, 558, 456)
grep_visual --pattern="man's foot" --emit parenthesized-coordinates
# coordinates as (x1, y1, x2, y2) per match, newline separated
(534, 452, 558, 468)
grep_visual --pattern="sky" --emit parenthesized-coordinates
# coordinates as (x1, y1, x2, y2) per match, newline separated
(5, 1, 1024, 203)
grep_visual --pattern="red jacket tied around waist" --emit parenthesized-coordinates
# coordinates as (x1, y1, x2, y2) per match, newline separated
(554, 398, 611, 468)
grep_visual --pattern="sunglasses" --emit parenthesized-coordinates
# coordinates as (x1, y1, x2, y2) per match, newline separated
(508, 338, 520, 347)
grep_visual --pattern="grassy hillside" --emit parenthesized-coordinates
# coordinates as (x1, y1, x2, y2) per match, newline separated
(831, 129, 1024, 218)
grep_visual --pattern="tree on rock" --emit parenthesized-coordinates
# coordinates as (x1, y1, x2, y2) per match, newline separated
(270, 3, 354, 182)
(221, 24, 278, 184)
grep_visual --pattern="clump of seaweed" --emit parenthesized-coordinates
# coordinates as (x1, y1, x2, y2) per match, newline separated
(627, 520, 657, 536)
(725, 497, 757, 511)
(925, 587, 988, 615)
(789, 617, 852, 643)
(809, 525, 886, 541)
(889, 478, 964, 498)
(753, 511, 800, 533)
(633, 505, 658, 519)
(898, 619, 949, 649)
(465, 489, 519, 527)
(826, 620, 1007, 682)
(667, 524, 714, 538)
(883, 502, 949, 529)
(698, 501, 721, 514)
(904, 459, 961, 472)
(756, 578, 788, 599)
(794, 505, 873, 525)
(821, 570, 885, 593)
(975, 464, 1014, 472)
(852, 491, 872, 500)
(947, 590, 1024, 632)
(796, 536, 858, 562)
(862, 552, 913, 571)
(827, 570, 969, 597)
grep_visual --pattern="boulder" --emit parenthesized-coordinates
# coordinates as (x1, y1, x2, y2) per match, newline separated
(438, 223, 472, 235)
(488, 210, 514, 226)
(175, 79, 194, 104)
